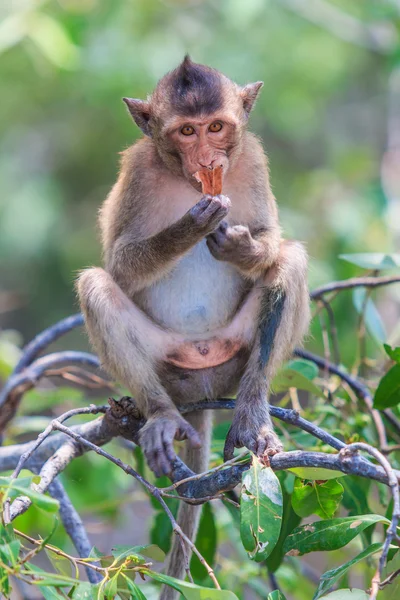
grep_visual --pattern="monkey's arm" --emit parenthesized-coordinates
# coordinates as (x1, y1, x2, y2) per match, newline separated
(206, 221, 281, 279)
(107, 195, 230, 293)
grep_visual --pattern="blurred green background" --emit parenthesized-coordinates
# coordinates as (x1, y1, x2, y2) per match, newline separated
(0, 0, 399, 355)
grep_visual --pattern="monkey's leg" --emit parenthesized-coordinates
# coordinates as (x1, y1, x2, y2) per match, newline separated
(76, 267, 201, 476)
(160, 410, 212, 600)
(224, 240, 310, 460)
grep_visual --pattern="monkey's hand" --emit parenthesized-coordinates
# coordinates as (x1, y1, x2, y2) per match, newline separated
(223, 410, 283, 462)
(206, 222, 259, 268)
(189, 195, 231, 236)
(139, 410, 202, 477)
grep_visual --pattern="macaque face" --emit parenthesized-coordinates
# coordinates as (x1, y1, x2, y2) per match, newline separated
(165, 116, 238, 190)
(123, 56, 263, 190)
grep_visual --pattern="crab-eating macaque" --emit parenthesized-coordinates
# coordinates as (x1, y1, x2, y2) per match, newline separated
(76, 56, 310, 598)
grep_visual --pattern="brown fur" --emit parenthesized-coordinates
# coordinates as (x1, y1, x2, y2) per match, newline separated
(76, 57, 310, 599)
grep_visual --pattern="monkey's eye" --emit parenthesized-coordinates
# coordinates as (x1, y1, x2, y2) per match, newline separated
(181, 125, 195, 136)
(209, 122, 223, 133)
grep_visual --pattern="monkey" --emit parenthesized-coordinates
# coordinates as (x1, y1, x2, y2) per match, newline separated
(76, 56, 310, 598)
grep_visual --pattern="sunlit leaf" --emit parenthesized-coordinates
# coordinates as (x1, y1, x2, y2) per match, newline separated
(111, 544, 165, 564)
(291, 478, 344, 519)
(287, 468, 345, 481)
(240, 458, 283, 561)
(284, 359, 319, 380)
(313, 542, 381, 599)
(283, 514, 388, 556)
(272, 367, 323, 396)
(319, 590, 369, 599)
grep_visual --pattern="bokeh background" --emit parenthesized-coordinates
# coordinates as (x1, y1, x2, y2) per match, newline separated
(1, 0, 400, 358)
(1, 2, 400, 599)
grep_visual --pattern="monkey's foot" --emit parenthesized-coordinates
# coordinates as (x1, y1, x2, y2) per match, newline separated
(223, 417, 283, 462)
(139, 411, 202, 477)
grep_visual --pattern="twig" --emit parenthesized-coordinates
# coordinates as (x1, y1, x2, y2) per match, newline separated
(310, 275, 400, 300)
(339, 442, 400, 599)
(0, 351, 101, 432)
(3, 405, 107, 523)
(44, 420, 221, 590)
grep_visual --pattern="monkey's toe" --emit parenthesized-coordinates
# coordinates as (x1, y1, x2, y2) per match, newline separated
(139, 413, 202, 477)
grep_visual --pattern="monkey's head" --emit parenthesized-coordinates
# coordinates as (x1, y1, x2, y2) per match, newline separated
(123, 56, 263, 190)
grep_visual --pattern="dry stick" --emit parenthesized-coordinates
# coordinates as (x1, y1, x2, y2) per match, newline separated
(339, 442, 400, 600)
(49, 420, 221, 590)
(15, 529, 105, 575)
(3, 405, 107, 524)
(9, 441, 80, 521)
(295, 349, 389, 451)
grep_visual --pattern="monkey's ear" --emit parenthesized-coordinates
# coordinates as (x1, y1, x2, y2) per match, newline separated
(123, 98, 152, 136)
(240, 82, 264, 116)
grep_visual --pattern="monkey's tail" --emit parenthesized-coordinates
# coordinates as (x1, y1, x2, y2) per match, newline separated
(160, 410, 212, 600)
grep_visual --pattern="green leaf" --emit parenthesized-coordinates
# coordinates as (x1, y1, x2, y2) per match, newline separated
(25, 563, 81, 586)
(122, 577, 148, 599)
(268, 591, 287, 600)
(191, 503, 217, 583)
(71, 582, 98, 599)
(284, 359, 319, 380)
(291, 479, 344, 519)
(353, 288, 386, 344)
(150, 511, 173, 554)
(319, 591, 369, 600)
(147, 570, 238, 598)
(272, 366, 323, 396)
(339, 253, 400, 270)
(283, 514, 389, 556)
(9, 484, 59, 513)
(104, 575, 118, 599)
(111, 544, 165, 563)
(0, 476, 59, 513)
(0, 540, 21, 566)
(287, 468, 346, 481)
(313, 542, 382, 599)
(266, 472, 301, 573)
(384, 344, 400, 363)
(240, 458, 283, 561)
(373, 364, 400, 409)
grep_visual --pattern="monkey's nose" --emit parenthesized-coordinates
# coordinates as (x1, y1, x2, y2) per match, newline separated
(198, 160, 213, 169)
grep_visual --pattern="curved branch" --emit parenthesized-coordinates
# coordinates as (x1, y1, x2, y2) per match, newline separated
(0, 352, 100, 432)
(13, 314, 84, 375)
(310, 274, 400, 300)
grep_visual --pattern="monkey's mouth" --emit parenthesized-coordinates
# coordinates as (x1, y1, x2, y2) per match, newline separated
(193, 164, 223, 196)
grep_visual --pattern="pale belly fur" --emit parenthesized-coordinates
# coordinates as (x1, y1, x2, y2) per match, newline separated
(134, 240, 247, 335)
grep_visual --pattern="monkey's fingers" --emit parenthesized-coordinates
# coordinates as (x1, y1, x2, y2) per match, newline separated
(223, 428, 237, 461)
(177, 420, 202, 449)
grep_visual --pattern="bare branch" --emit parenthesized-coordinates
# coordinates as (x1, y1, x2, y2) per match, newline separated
(310, 274, 400, 300)
(340, 442, 400, 599)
